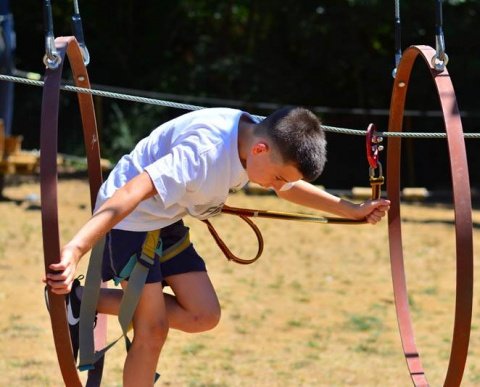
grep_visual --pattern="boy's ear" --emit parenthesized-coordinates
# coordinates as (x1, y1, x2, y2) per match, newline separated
(252, 141, 269, 155)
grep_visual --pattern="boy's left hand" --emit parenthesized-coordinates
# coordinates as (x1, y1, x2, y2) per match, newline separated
(356, 198, 391, 225)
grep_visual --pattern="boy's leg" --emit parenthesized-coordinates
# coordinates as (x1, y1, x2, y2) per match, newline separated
(79, 271, 220, 333)
(164, 271, 221, 333)
(121, 281, 168, 387)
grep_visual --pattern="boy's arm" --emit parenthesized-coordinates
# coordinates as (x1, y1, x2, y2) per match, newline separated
(45, 171, 157, 294)
(275, 180, 390, 224)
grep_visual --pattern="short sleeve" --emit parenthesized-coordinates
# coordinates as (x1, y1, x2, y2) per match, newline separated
(144, 143, 207, 208)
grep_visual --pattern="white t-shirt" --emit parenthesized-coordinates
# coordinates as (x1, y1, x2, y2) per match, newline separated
(95, 108, 251, 231)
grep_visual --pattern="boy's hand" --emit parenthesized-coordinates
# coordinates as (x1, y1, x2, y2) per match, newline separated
(43, 245, 81, 295)
(356, 198, 391, 225)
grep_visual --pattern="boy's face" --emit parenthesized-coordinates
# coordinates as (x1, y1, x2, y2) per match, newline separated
(246, 141, 303, 191)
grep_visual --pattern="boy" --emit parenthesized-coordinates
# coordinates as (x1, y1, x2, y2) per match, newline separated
(45, 107, 390, 386)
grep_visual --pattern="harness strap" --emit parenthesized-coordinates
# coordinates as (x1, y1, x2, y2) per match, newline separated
(370, 176, 384, 201)
(79, 238, 106, 371)
(79, 228, 190, 373)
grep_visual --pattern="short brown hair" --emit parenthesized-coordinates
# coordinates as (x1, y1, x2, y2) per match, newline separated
(257, 107, 327, 181)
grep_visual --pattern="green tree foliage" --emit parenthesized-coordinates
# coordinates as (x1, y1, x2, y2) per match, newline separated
(8, 0, 480, 188)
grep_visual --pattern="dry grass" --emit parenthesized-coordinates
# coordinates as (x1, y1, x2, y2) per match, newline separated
(1, 179, 480, 386)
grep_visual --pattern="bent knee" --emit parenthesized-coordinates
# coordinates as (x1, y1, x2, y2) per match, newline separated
(189, 307, 221, 332)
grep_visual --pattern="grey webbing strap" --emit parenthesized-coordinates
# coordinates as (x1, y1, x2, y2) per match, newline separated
(118, 254, 155, 331)
(114, 232, 191, 333)
(78, 234, 159, 370)
(79, 254, 154, 369)
(79, 238, 106, 370)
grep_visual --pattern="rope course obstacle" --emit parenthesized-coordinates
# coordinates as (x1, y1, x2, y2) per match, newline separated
(40, 1, 107, 386)
(387, 2, 473, 386)
(388, 45, 472, 387)
(0, 0, 476, 386)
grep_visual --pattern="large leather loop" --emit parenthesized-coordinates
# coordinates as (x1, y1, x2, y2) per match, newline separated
(387, 45, 473, 387)
(40, 36, 107, 387)
(203, 212, 264, 265)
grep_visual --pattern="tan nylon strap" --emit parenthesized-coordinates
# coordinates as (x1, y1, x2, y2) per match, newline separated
(370, 176, 384, 201)
(387, 45, 473, 387)
(40, 36, 107, 386)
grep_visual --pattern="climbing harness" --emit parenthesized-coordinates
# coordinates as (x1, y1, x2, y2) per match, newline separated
(78, 228, 189, 382)
(387, 45, 472, 387)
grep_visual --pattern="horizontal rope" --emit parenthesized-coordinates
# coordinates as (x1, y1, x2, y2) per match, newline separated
(1, 73, 479, 139)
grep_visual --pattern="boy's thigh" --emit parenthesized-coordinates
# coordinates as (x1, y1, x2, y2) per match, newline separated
(128, 282, 166, 326)
(164, 271, 219, 312)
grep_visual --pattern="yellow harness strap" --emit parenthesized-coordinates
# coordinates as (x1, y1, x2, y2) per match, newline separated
(141, 229, 161, 258)
(142, 229, 191, 263)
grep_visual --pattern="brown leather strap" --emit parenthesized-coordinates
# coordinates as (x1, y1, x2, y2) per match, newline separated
(221, 204, 369, 224)
(202, 212, 264, 264)
(40, 36, 107, 386)
(211, 184, 383, 265)
(211, 128, 385, 265)
(387, 45, 473, 387)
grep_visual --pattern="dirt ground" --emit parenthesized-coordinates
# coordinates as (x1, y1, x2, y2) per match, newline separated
(1, 178, 480, 386)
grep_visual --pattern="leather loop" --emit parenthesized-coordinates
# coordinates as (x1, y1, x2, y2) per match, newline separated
(387, 45, 473, 387)
(209, 121, 386, 264)
(202, 210, 264, 264)
(40, 36, 107, 386)
(210, 198, 377, 265)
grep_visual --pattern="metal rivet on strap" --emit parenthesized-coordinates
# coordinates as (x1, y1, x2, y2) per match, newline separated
(398, 81, 406, 88)
(77, 75, 85, 82)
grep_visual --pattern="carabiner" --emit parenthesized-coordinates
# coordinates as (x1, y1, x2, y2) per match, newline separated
(366, 123, 384, 170)
(431, 0, 449, 71)
(43, 35, 62, 69)
(431, 33, 449, 71)
(43, 1, 62, 69)
(369, 161, 383, 180)
(72, 0, 90, 65)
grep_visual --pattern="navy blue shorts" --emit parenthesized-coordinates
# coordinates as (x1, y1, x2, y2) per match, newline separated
(102, 220, 206, 284)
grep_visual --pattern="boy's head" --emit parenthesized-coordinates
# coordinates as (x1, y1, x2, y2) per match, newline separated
(247, 107, 326, 189)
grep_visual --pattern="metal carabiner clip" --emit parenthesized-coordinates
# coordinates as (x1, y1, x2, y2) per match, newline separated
(431, 33, 449, 71)
(369, 161, 383, 180)
(43, 35, 62, 70)
(71, 12, 90, 65)
(42, 0, 62, 69)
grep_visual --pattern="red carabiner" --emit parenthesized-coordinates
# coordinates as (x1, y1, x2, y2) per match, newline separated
(366, 123, 382, 169)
